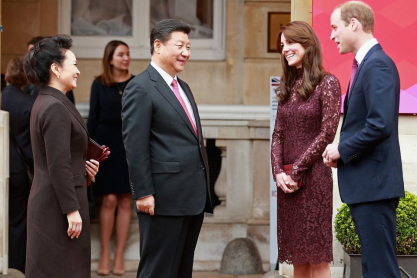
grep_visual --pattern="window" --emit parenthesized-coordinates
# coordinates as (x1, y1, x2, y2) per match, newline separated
(59, 0, 225, 60)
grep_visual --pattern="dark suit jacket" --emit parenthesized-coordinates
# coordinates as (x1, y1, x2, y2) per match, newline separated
(337, 44, 405, 204)
(1, 85, 35, 174)
(122, 64, 212, 216)
(26, 86, 91, 277)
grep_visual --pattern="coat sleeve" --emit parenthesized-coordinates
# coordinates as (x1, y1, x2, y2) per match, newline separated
(87, 81, 100, 139)
(121, 79, 154, 200)
(42, 101, 80, 214)
(271, 102, 285, 178)
(338, 57, 398, 164)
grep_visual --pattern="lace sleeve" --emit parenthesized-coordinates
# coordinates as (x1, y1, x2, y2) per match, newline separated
(271, 102, 285, 178)
(289, 75, 341, 181)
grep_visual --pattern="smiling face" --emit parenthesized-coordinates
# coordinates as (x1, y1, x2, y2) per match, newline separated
(110, 44, 130, 72)
(330, 8, 354, 54)
(153, 31, 190, 77)
(280, 33, 306, 69)
(58, 50, 80, 92)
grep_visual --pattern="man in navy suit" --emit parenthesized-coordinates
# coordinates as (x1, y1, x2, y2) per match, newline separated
(323, 1, 404, 277)
(122, 19, 212, 278)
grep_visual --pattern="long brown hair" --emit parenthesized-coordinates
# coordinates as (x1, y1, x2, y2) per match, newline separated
(95, 40, 129, 86)
(276, 21, 327, 103)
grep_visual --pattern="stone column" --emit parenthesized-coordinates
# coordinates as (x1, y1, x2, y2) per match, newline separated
(0, 111, 9, 274)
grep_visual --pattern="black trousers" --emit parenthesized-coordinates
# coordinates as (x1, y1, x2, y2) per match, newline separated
(137, 212, 204, 278)
(9, 173, 31, 274)
(348, 198, 400, 278)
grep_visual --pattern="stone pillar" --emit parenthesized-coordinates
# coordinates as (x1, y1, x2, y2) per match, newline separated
(291, 0, 312, 24)
(0, 111, 9, 274)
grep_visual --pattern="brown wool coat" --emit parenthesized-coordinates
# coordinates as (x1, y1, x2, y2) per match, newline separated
(26, 86, 91, 278)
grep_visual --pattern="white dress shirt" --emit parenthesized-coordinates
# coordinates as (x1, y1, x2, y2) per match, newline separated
(355, 38, 378, 65)
(150, 61, 196, 126)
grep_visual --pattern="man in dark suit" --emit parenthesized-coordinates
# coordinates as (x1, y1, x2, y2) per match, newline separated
(323, 2, 404, 277)
(1, 57, 34, 273)
(122, 19, 212, 278)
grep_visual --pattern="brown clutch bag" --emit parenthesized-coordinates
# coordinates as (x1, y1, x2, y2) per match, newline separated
(283, 164, 306, 187)
(87, 138, 110, 162)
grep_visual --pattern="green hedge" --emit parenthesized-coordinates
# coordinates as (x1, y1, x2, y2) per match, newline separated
(334, 191, 417, 255)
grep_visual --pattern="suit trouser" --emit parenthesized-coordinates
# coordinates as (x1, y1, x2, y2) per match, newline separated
(137, 212, 204, 278)
(348, 198, 400, 278)
(9, 173, 31, 274)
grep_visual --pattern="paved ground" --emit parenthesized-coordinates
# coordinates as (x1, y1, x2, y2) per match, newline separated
(90, 271, 265, 278)
(0, 269, 269, 278)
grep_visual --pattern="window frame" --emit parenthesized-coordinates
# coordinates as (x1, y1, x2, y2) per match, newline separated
(58, 0, 226, 60)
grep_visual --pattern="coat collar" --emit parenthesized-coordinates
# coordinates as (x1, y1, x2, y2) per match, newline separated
(146, 65, 198, 140)
(40, 86, 88, 137)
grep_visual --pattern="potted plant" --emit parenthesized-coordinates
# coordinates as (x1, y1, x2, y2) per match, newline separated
(334, 191, 417, 278)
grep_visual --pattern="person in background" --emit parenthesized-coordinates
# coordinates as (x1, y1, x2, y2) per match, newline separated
(271, 21, 341, 278)
(1, 57, 33, 274)
(24, 35, 99, 278)
(324, 2, 404, 277)
(87, 40, 134, 276)
(24, 36, 75, 104)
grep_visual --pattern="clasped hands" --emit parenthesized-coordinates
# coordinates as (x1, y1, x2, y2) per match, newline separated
(322, 143, 340, 168)
(275, 173, 299, 193)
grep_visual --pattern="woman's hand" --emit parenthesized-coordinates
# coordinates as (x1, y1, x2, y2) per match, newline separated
(86, 159, 99, 181)
(67, 210, 82, 239)
(275, 173, 299, 193)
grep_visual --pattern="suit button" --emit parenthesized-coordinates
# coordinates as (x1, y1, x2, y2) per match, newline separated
(83, 154, 86, 160)
(85, 173, 88, 178)
(341, 132, 344, 136)
(200, 165, 205, 170)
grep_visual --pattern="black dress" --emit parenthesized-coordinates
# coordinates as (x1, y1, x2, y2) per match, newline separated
(87, 76, 134, 195)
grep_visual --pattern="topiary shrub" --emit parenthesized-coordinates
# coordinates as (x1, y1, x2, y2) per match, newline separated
(334, 191, 417, 255)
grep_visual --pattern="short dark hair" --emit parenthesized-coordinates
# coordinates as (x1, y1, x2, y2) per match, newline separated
(5, 57, 27, 87)
(27, 36, 45, 47)
(24, 35, 72, 86)
(150, 19, 191, 55)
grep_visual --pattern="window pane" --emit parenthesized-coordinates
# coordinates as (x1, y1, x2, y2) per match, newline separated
(150, 0, 213, 39)
(71, 0, 133, 36)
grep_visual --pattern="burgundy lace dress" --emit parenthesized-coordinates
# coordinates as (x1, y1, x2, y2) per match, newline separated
(271, 71, 341, 265)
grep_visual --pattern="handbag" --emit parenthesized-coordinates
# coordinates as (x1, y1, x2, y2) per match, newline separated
(10, 134, 34, 184)
(283, 164, 306, 187)
(87, 138, 110, 162)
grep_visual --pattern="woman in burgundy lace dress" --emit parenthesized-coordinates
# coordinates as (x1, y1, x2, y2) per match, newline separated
(271, 21, 341, 278)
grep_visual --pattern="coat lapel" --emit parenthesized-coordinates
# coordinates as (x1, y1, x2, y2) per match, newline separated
(342, 44, 382, 131)
(147, 66, 198, 139)
(346, 44, 382, 107)
(40, 86, 89, 138)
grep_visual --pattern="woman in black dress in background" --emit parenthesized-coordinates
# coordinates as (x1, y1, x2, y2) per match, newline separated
(87, 40, 134, 276)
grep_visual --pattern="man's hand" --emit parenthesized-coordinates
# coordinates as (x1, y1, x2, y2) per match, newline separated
(323, 144, 341, 162)
(136, 195, 155, 216)
(323, 156, 338, 168)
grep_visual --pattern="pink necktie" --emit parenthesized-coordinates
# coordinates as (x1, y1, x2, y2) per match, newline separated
(171, 79, 198, 135)
(348, 59, 358, 98)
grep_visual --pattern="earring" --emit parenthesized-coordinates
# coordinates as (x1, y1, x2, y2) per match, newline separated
(57, 75, 60, 79)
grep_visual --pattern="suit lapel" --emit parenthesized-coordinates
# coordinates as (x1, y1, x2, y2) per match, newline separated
(346, 44, 382, 107)
(147, 66, 198, 139)
(40, 86, 89, 137)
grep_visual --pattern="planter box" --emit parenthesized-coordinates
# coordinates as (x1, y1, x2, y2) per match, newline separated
(343, 252, 417, 278)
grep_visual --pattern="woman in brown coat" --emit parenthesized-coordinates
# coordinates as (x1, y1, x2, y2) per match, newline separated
(23, 35, 99, 278)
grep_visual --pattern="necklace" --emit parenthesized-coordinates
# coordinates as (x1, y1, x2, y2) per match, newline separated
(115, 81, 127, 95)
